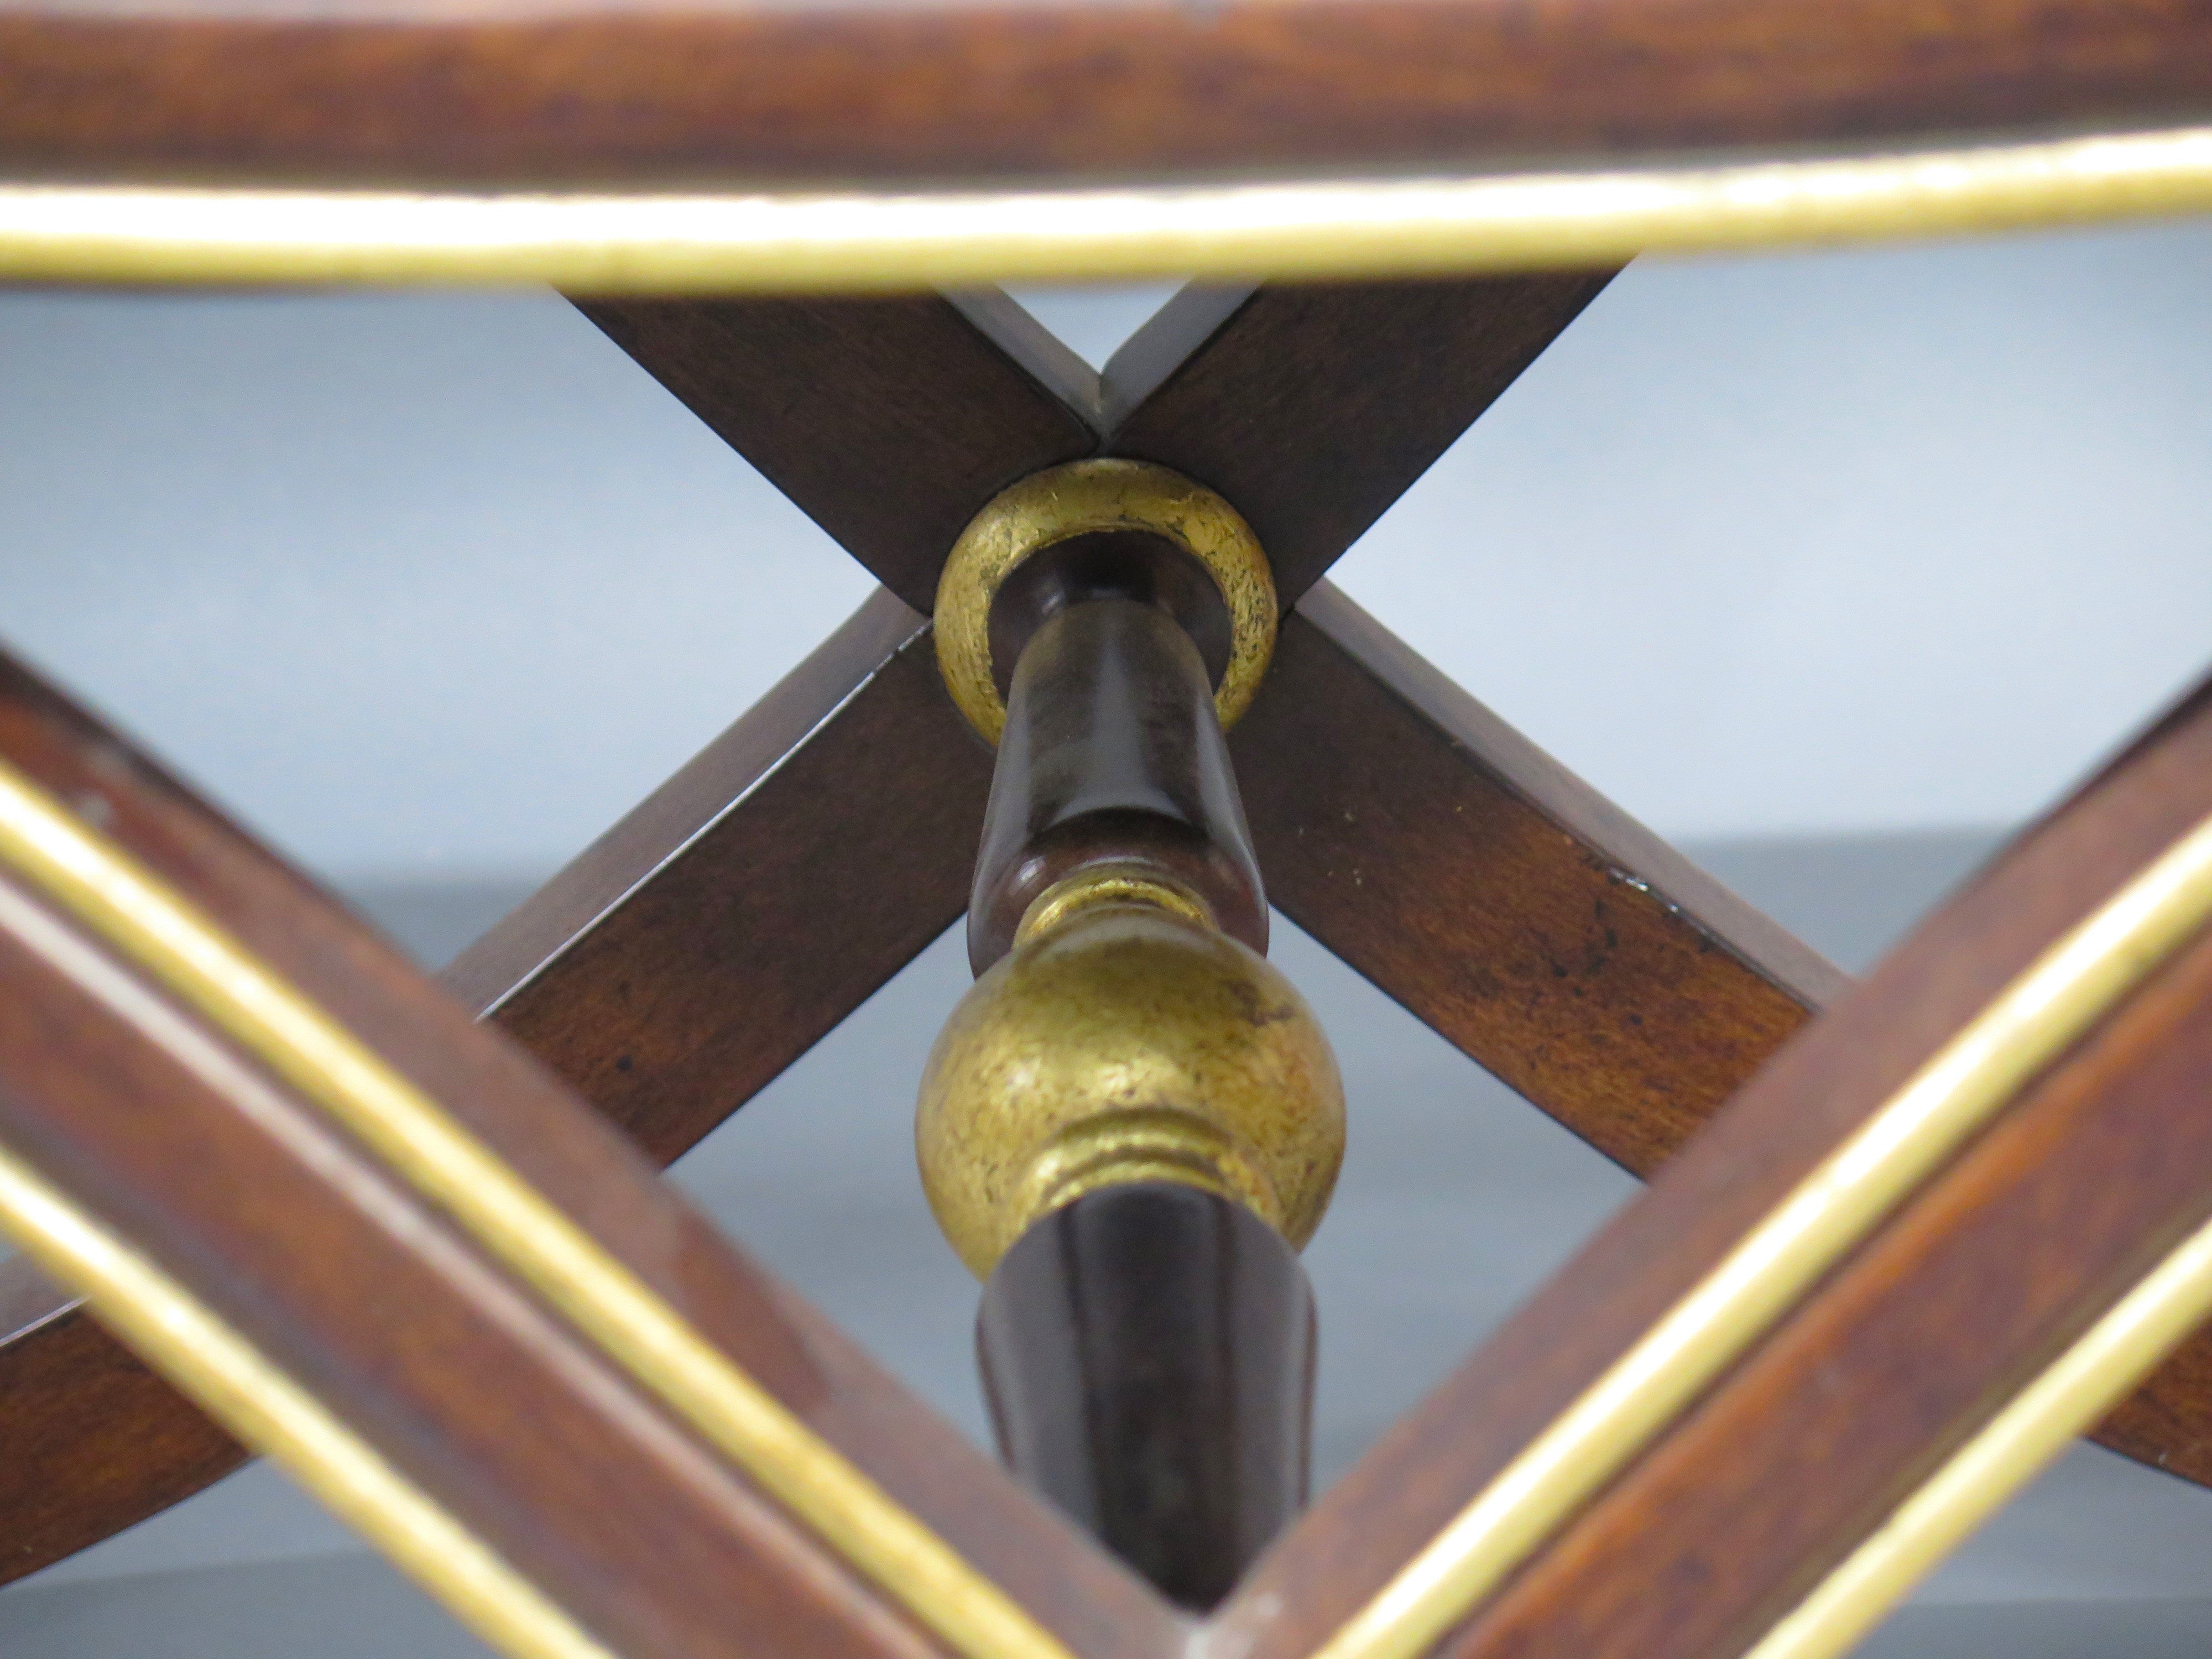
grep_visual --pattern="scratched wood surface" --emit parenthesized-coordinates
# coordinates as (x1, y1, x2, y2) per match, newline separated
(1219, 670, 2212, 1659)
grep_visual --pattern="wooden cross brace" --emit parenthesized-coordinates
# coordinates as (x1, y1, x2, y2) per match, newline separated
(2, 278, 2211, 1659)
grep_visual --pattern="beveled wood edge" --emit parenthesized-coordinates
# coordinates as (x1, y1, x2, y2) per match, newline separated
(0, 646, 1177, 1659)
(476, 624, 988, 1167)
(1434, 863, 2212, 1659)
(0, 1251, 72, 1339)
(1298, 582, 1845, 1010)
(1217, 656, 2212, 1659)
(585, 276, 1619, 621)
(0, 862, 944, 1659)
(1097, 286, 1256, 434)
(575, 293, 1098, 614)
(1100, 274, 1621, 607)
(444, 585, 926, 1017)
(1235, 585, 1831, 1176)
(946, 290, 1109, 435)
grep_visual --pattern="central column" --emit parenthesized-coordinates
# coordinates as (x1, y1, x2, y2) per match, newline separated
(916, 460, 1345, 1610)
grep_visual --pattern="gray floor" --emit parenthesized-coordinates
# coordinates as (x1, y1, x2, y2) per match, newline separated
(5, 828, 2211, 1656)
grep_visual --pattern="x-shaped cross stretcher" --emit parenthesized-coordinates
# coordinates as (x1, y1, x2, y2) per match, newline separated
(2, 275, 2211, 1659)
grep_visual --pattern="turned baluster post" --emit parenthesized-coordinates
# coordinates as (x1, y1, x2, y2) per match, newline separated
(916, 460, 1344, 1609)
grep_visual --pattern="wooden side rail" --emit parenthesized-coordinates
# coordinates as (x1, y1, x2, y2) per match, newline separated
(7, 278, 2211, 1588)
(0, 1257, 245, 1578)
(2, 0, 2209, 187)
(0, 587, 995, 1579)
(6, 590, 2212, 1659)
(0, 655, 1179, 1659)
(1223, 669, 2212, 1659)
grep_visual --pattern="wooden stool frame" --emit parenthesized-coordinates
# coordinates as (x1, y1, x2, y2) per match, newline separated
(0, 137, 2210, 1659)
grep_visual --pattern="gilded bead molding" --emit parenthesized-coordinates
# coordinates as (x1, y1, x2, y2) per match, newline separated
(932, 458, 1277, 745)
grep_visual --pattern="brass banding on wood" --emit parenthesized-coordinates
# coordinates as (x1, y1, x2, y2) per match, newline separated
(0, 998, 614, 1659)
(1743, 1202, 2212, 1659)
(1, 126, 2211, 290)
(934, 459, 1276, 746)
(4, 714, 2209, 1659)
(0, 757, 1077, 1659)
(1310, 806, 2212, 1659)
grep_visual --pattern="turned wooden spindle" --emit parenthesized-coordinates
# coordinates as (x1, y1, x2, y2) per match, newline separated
(978, 1182, 1316, 1610)
(968, 573, 1266, 972)
(920, 460, 1343, 1608)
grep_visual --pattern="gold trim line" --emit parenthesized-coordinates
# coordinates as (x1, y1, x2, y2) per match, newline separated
(0, 758, 1073, 1659)
(1014, 864, 1217, 948)
(1311, 807, 2212, 1659)
(2, 126, 2211, 290)
(0, 1139, 617, 1659)
(1742, 1201, 2212, 1659)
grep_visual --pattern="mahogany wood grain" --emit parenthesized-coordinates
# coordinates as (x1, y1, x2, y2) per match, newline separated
(0, 885, 952, 1659)
(1219, 669, 2212, 1659)
(2094, 1333, 2212, 1481)
(3, 0, 2209, 187)
(0, 1257, 244, 1581)
(1441, 918, 2212, 1659)
(583, 278, 1611, 617)
(0, 591, 992, 1583)
(575, 296, 1097, 617)
(1234, 582, 1844, 1177)
(0, 647, 1187, 1659)
(1102, 278, 1617, 606)
(447, 587, 992, 1166)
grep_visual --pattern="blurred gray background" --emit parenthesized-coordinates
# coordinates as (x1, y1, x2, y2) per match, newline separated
(2, 221, 2211, 1656)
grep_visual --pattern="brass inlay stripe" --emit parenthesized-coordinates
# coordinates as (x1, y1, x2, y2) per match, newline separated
(0, 758, 1073, 1659)
(0, 1139, 616, 1659)
(0, 126, 2209, 290)
(7, 721, 2211, 1659)
(1312, 809, 2212, 1659)
(1743, 1203, 2212, 1659)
